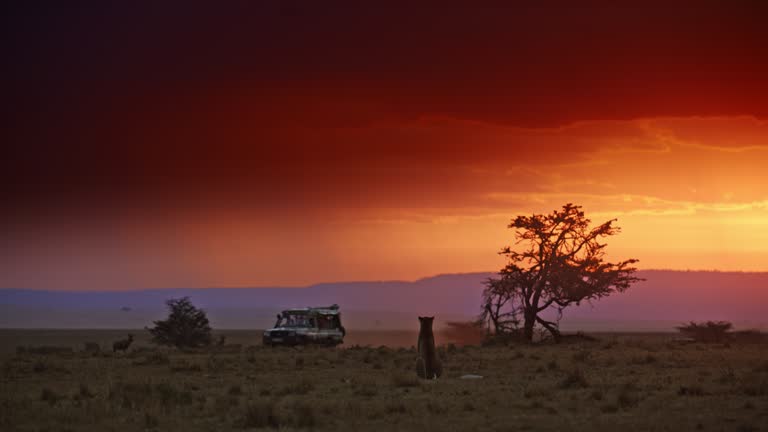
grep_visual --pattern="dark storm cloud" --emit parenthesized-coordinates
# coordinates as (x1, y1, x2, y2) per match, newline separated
(3, 1, 767, 213)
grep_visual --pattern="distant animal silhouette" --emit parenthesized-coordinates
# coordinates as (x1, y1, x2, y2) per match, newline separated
(112, 334, 134, 353)
(416, 316, 442, 379)
(216, 335, 227, 346)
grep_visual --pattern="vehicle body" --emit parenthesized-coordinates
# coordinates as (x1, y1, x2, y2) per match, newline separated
(262, 304, 345, 346)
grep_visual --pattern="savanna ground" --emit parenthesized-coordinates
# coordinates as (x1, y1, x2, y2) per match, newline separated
(1, 329, 767, 431)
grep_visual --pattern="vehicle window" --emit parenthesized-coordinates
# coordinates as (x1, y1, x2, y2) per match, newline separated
(318, 316, 331, 329)
(277, 314, 311, 328)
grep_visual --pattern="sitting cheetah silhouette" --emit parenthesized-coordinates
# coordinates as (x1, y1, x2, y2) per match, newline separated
(416, 316, 442, 379)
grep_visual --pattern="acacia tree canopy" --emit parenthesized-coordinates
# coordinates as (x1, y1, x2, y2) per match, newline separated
(485, 203, 642, 342)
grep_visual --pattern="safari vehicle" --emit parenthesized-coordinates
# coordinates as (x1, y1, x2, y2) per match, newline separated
(262, 304, 345, 346)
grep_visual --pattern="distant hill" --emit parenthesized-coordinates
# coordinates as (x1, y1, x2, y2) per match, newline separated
(1, 270, 766, 331)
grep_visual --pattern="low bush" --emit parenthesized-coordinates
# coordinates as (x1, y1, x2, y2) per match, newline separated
(239, 400, 279, 429)
(676, 321, 733, 343)
(40, 388, 62, 406)
(677, 384, 706, 396)
(559, 369, 589, 389)
(276, 378, 314, 396)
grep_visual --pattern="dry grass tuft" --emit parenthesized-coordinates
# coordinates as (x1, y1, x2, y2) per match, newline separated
(40, 387, 62, 406)
(391, 373, 420, 388)
(239, 399, 280, 429)
(559, 369, 589, 389)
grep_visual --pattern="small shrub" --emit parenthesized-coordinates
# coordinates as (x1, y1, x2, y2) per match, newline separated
(228, 385, 242, 396)
(40, 388, 62, 406)
(601, 339, 618, 350)
(386, 401, 407, 414)
(144, 412, 159, 429)
(290, 401, 317, 428)
(678, 385, 706, 396)
(617, 391, 639, 409)
(239, 400, 279, 429)
(354, 385, 379, 397)
(109, 382, 152, 408)
(278, 379, 314, 396)
(560, 369, 589, 389)
(32, 360, 48, 373)
(742, 380, 768, 396)
(426, 401, 444, 414)
(78, 383, 95, 399)
(155, 382, 194, 408)
(523, 386, 551, 399)
(562, 332, 598, 343)
(617, 384, 641, 409)
(631, 354, 657, 365)
(676, 321, 733, 343)
(572, 350, 592, 363)
(214, 395, 240, 414)
(169, 359, 202, 372)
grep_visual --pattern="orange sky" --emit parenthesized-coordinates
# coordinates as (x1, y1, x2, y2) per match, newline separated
(3, 115, 767, 289)
(3, 3, 768, 289)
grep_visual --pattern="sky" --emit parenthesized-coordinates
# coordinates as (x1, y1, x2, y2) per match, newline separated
(2, 2, 768, 290)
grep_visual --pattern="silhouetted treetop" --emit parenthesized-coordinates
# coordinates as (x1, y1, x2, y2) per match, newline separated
(484, 203, 642, 342)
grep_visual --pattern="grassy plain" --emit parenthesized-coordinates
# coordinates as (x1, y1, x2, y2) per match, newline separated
(1, 329, 767, 431)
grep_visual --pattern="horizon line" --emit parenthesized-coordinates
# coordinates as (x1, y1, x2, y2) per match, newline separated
(2, 268, 768, 293)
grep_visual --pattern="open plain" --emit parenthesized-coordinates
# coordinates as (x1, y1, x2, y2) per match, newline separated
(1, 329, 767, 431)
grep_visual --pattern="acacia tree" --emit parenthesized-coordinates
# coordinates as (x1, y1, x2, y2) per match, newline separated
(147, 297, 213, 348)
(489, 204, 641, 342)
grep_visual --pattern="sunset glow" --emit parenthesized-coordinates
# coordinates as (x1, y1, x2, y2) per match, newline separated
(3, 3, 768, 290)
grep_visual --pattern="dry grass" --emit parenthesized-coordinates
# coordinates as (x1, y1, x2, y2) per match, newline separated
(0, 330, 767, 431)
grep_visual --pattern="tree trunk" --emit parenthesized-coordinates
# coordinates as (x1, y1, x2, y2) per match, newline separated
(523, 309, 536, 342)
